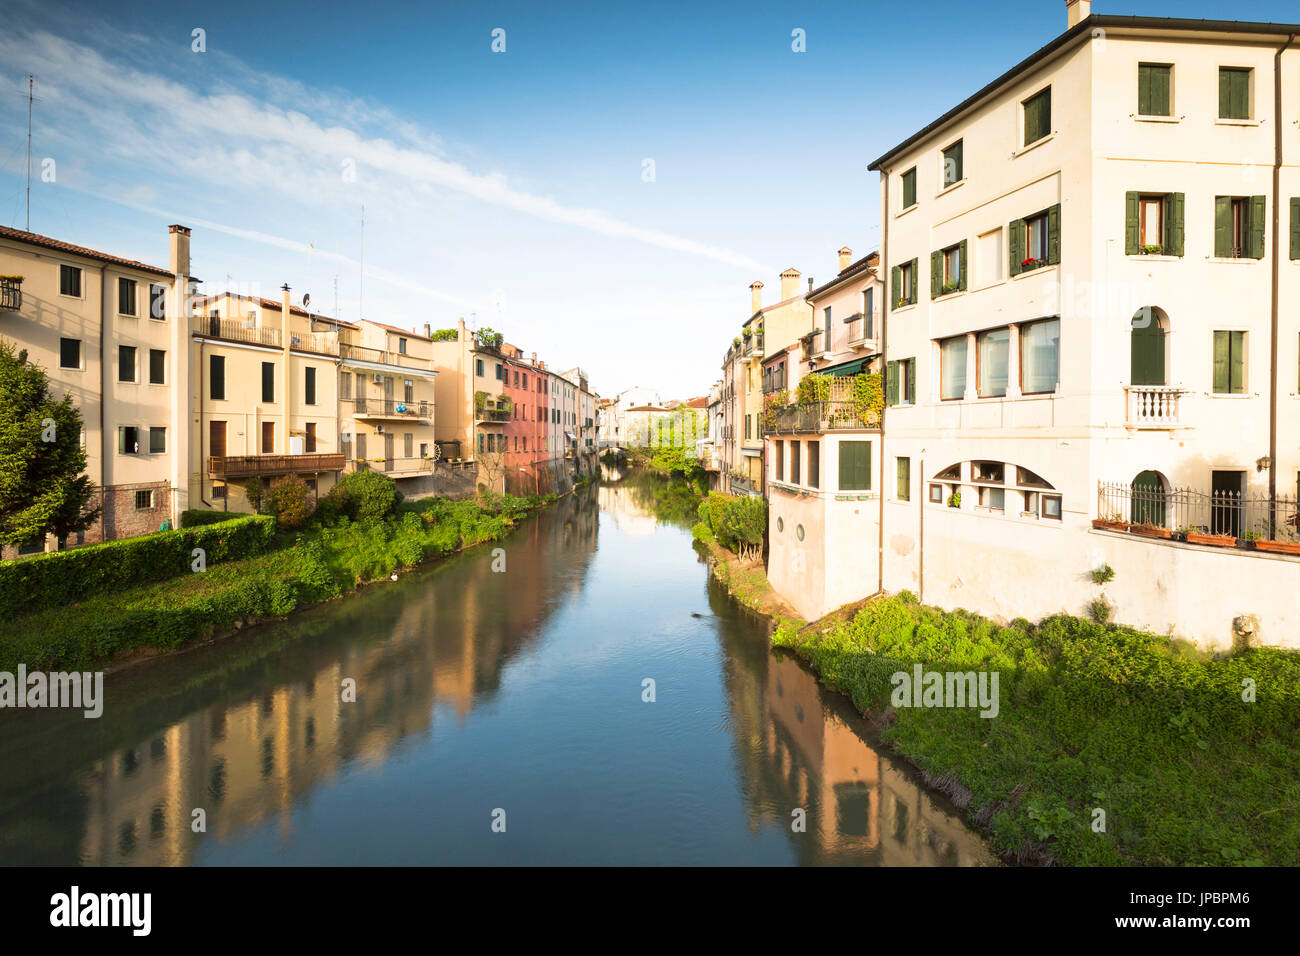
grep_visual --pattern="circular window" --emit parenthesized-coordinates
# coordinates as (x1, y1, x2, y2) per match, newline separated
(776, 517, 784, 533)
(796, 524, 805, 541)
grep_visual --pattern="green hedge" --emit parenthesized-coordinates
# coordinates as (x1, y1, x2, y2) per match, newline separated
(0, 515, 275, 618)
(181, 508, 247, 528)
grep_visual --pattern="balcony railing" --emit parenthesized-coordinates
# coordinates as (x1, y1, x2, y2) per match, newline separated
(1097, 480, 1300, 543)
(199, 316, 282, 348)
(1126, 385, 1187, 428)
(339, 341, 433, 370)
(0, 277, 21, 312)
(348, 398, 431, 420)
(209, 453, 345, 477)
(347, 456, 436, 475)
(475, 407, 511, 423)
(768, 400, 881, 434)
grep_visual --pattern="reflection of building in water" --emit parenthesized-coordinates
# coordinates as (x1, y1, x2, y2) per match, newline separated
(737, 649, 995, 866)
(597, 481, 660, 538)
(73, 502, 598, 865)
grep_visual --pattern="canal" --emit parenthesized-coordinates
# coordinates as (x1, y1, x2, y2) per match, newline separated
(0, 472, 995, 866)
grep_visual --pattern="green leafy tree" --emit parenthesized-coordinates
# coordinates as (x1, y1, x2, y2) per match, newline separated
(0, 339, 99, 547)
(267, 475, 314, 529)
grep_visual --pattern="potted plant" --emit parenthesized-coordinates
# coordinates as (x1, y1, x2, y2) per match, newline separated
(1021, 257, 1043, 271)
(1185, 527, 1237, 547)
(742, 327, 753, 339)
(940, 280, 960, 295)
(1254, 537, 1300, 555)
(1092, 511, 1129, 532)
(947, 491, 962, 509)
(1142, 244, 1163, 255)
(1130, 520, 1171, 539)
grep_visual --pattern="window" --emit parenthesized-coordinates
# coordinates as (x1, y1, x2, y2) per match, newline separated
(1020, 319, 1060, 394)
(979, 487, 1005, 511)
(892, 258, 918, 308)
(932, 241, 966, 296)
(118, 277, 137, 316)
(901, 167, 917, 209)
(118, 425, 140, 455)
(1040, 494, 1062, 520)
(823, 307, 832, 351)
(261, 362, 275, 403)
(973, 461, 1004, 484)
(1138, 64, 1172, 116)
(261, 422, 274, 453)
(305, 422, 317, 453)
(476, 358, 484, 376)
(939, 336, 967, 400)
(210, 355, 226, 400)
(147, 283, 166, 320)
(1125, 192, 1184, 256)
(809, 441, 820, 489)
(212, 484, 227, 499)
(149, 426, 166, 454)
(929, 483, 945, 503)
(1023, 87, 1051, 145)
(1218, 67, 1251, 120)
(886, 358, 915, 406)
(897, 457, 911, 500)
(1213, 330, 1246, 394)
(790, 442, 801, 485)
(404, 380, 414, 402)
(976, 228, 1003, 286)
(134, 490, 154, 510)
(839, 441, 872, 491)
(523, 373, 528, 388)
(863, 288, 875, 339)
(148, 348, 166, 385)
(404, 433, 414, 458)
(942, 140, 963, 186)
(1010, 205, 1060, 274)
(745, 415, 751, 440)
(305, 367, 317, 405)
(1215, 195, 1265, 259)
(1292, 197, 1300, 261)
(398, 337, 407, 355)
(59, 264, 82, 297)
(977, 329, 1010, 397)
(774, 440, 783, 480)
(118, 345, 136, 383)
(59, 337, 81, 369)
(495, 363, 503, 380)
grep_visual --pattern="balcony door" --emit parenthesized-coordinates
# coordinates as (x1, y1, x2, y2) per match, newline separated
(209, 420, 227, 458)
(355, 432, 367, 463)
(383, 433, 394, 470)
(1131, 470, 1167, 527)
(1211, 470, 1244, 537)
(261, 422, 274, 454)
(305, 422, 317, 453)
(1131, 308, 1166, 386)
(355, 372, 367, 412)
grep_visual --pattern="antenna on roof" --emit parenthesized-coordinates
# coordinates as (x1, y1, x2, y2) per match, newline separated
(359, 204, 365, 322)
(25, 74, 34, 232)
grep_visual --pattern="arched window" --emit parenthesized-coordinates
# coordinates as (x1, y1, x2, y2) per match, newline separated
(1131, 470, 1168, 526)
(1131, 307, 1168, 386)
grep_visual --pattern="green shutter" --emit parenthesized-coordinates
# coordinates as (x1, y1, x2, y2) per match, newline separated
(1218, 68, 1232, 118)
(886, 361, 899, 406)
(905, 358, 916, 405)
(1232, 70, 1249, 119)
(1138, 65, 1153, 116)
(1230, 331, 1244, 393)
(946, 140, 963, 184)
(897, 457, 910, 500)
(1164, 193, 1185, 257)
(958, 239, 968, 291)
(891, 265, 901, 309)
(1131, 321, 1165, 386)
(1047, 203, 1061, 265)
(1213, 331, 1230, 393)
(1009, 219, 1025, 276)
(1125, 192, 1141, 255)
(1214, 197, 1232, 258)
(1248, 195, 1266, 259)
(1291, 197, 1300, 261)
(931, 250, 942, 297)
(910, 259, 919, 303)
(1152, 66, 1171, 116)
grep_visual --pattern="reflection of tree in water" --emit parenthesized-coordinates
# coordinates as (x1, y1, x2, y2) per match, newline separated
(603, 468, 704, 529)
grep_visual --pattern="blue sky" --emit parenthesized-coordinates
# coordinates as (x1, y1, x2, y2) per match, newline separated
(2, 0, 1296, 397)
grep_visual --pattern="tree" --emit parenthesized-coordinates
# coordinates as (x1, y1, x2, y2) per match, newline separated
(267, 475, 314, 529)
(0, 339, 99, 547)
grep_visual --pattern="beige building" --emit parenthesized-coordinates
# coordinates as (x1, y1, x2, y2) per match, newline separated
(858, 4, 1300, 649)
(0, 224, 193, 555)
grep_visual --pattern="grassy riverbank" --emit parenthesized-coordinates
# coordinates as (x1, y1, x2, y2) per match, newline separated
(772, 593, 1300, 866)
(0, 490, 553, 673)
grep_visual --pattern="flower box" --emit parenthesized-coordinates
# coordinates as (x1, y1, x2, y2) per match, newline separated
(1253, 539, 1300, 555)
(1130, 525, 1171, 539)
(1185, 531, 1237, 548)
(1092, 519, 1129, 531)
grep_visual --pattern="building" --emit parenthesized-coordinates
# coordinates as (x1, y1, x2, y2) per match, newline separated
(0, 223, 193, 555)
(560, 367, 599, 475)
(857, 3, 1300, 648)
(429, 319, 514, 493)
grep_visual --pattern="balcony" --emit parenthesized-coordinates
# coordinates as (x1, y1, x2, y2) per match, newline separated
(349, 398, 431, 422)
(339, 341, 434, 371)
(347, 456, 436, 477)
(475, 407, 511, 424)
(1097, 480, 1300, 551)
(1125, 386, 1188, 429)
(0, 277, 21, 312)
(209, 453, 345, 478)
(766, 375, 883, 434)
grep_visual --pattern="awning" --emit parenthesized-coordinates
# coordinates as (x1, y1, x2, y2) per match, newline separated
(742, 447, 762, 457)
(565, 431, 577, 442)
(821, 357, 869, 376)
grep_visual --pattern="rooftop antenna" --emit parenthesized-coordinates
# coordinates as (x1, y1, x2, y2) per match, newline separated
(359, 204, 365, 322)
(333, 274, 338, 320)
(25, 74, 34, 232)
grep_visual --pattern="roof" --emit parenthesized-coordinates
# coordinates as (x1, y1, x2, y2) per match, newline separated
(194, 292, 358, 328)
(366, 319, 430, 341)
(869, 15, 1300, 172)
(0, 224, 178, 279)
(807, 251, 880, 301)
(684, 397, 709, 408)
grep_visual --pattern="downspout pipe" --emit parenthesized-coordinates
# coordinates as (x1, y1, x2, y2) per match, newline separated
(1268, 33, 1296, 536)
(877, 165, 889, 597)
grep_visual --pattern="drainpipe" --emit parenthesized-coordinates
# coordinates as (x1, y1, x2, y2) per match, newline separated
(878, 165, 890, 596)
(1268, 34, 1296, 537)
(198, 330, 212, 508)
(918, 454, 925, 603)
(97, 262, 107, 545)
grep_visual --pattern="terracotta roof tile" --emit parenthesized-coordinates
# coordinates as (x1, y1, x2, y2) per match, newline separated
(0, 224, 176, 278)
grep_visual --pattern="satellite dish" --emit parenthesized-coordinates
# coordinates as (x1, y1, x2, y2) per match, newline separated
(302, 293, 311, 308)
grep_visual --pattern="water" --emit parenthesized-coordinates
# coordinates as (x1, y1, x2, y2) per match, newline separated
(0, 472, 995, 866)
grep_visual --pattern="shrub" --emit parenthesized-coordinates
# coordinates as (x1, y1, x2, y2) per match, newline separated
(335, 469, 399, 522)
(1090, 563, 1116, 585)
(700, 492, 765, 559)
(0, 515, 275, 618)
(182, 509, 241, 528)
(267, 475, 314, 530)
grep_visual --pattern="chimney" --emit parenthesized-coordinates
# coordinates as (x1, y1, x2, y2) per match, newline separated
(838, 246, 852, 272)
(423, 322, 432, 338)
(168, 224, 191, 278)
(749, 280, 764, 314)
(1066, 0, 1091, 29)
(780, 268, 800, 301)
(807, 277, 814, 292)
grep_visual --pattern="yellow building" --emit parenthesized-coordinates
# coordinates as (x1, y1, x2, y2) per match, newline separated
(0, 223, 193, 556)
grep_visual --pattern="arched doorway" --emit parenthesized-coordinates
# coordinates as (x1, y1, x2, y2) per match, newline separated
(1131, 470, 1168, 526)
(1131, 307, 1168, 386)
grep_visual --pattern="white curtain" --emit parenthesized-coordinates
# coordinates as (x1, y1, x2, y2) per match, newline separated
(978, 329, 1010, 397)
(1021, 320, 1060, 394)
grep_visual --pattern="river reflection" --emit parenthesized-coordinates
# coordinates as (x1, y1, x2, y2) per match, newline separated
(0, 474, 993, 865)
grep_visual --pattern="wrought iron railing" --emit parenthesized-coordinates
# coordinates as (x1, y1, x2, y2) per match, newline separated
(1097, 480, 1300, 541)
(346, 398, 430, 419)
(0, 277, 21, 311)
